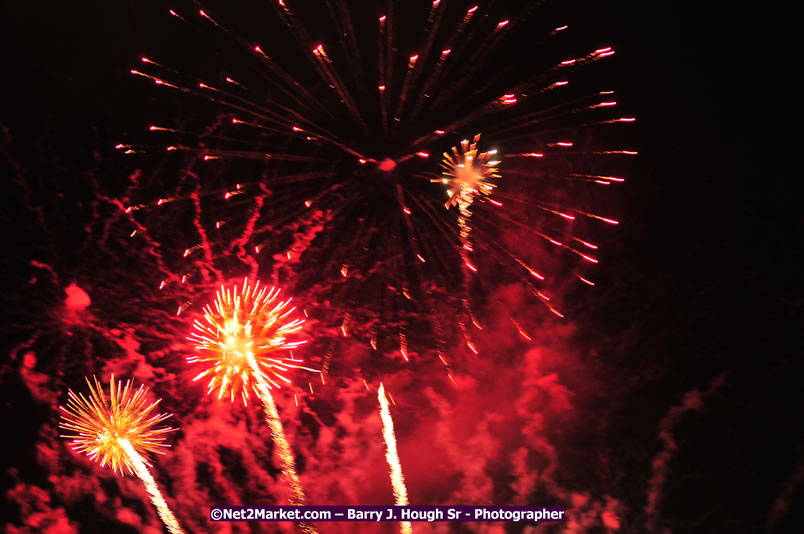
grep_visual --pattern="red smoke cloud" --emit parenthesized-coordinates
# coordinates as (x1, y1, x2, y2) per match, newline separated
(7, 275, 633, 533)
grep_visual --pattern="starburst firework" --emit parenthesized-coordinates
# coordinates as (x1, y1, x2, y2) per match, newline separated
(122, 0, 634, 372)
(188, 281, 318, 532)
(59, 375, 175, 475)
(59, 376, 184, 534)
(438, 134, 500, 209)
(186, 278, 316, 404)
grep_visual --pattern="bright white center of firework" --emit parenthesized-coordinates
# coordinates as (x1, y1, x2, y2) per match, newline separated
(224, 335, 251, 357)
(99, 429, 118, 444)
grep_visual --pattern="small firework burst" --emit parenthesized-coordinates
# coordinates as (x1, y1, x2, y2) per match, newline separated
(186, 278, 316, 404)
(438, 134, 500, 209)
(59, 375, 176, 476)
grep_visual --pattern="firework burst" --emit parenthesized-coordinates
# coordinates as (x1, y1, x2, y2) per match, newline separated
(59, 375, 184, 534)
(437, 134, 500, 210)
(186, 278, 317, 404)
(122, 0, 634, 374)
(59, 375, 175, 475)
(188, 280, 318, 532)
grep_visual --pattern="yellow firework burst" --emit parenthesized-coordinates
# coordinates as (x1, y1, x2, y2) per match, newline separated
(436, 133, 500, 209)
(59, 375, 176, 476)
(187, 278, 315, 404)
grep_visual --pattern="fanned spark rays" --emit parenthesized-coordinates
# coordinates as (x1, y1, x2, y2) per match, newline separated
(59, 376, 184, 534)
(378, 383, 412, 534)
(186, 278, 317, 404)
(438, 134, 500, 210)
(122, 0, 634, 376)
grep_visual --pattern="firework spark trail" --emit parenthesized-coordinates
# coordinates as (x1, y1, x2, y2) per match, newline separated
(59, 376, 183, 533)
(118, 439, 185, 534)
(378, 383, 412, 534)
(247, 351, 318, 534)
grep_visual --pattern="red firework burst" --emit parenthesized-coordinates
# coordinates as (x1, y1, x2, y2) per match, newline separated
(186, 278, 318, 404)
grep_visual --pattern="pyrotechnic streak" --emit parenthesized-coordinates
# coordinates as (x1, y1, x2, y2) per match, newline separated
(59, 376, 183, 534)
(378, 384, 412, 534)
(247, 351, 318, 534)
(186, 278, 316, 405)
(119, 439, 185, 534)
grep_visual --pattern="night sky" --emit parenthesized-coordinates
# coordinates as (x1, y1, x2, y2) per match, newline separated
(1, 1, 800, 533)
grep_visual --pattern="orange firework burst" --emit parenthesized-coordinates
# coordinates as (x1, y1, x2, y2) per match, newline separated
(437, 134, 500, 209)
(433, 134, 500, 336)
(189, 279, 318, 532)
(60, 376, 184, 534)
(59, 375, 175, 476)
(187, 278, 315, 404)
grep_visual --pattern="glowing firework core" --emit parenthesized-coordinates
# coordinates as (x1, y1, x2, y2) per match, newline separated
(438, 134, 500, 209)
(187, 278, 313, 404)
(379, 158, 397, 172)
